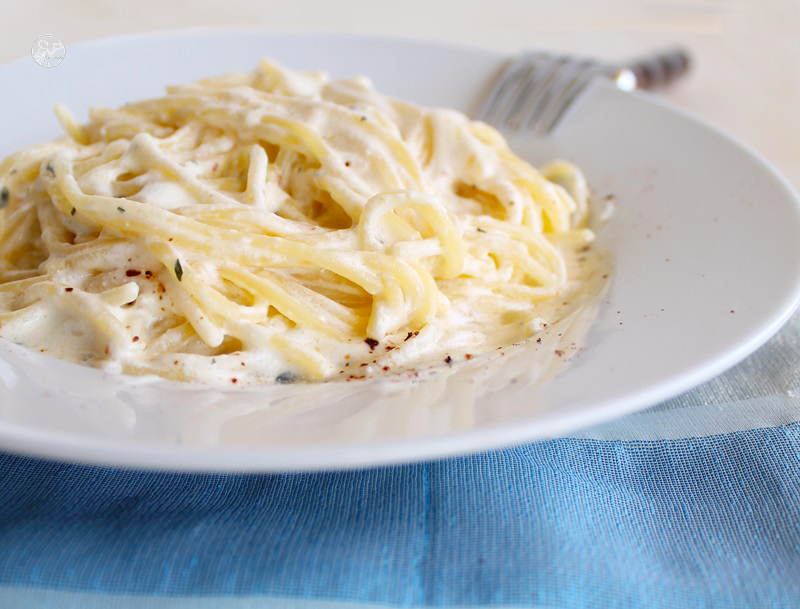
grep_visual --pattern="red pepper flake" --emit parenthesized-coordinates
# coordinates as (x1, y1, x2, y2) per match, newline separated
(231, 378, 238, 384)
(554, 349, 564, 357)
(536, 338, 542, 344)
(365, 337, 379, 350)
(173, 360, 179, 365)
(404, 332, 413, 341)
(360, 363, 368, 367)
(241, 362, 246, 366)
(132, 336, 139, 343)
(465, 354, 473, 360)
(126, 270, 141, 277)
(144, 270, 153, 279)
(158, 283, 166, 293)
(382, 366, 390, 371)
(345, 161, 351, 167)
(168, 237, 174, 242)
(104, 346, 110, 355)
(385, 345, 394, 351)
(65, 287, 73, 292)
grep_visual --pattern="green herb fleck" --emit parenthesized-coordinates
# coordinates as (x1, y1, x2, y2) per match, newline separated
(360, 115, 368, 122)
(45, 163, 55, 176)
(174, 259, 183, 281)
(476, 227, 486, 233)
(0, 187, 8, 209)
(117, 206, 125, 213)
(70, 207, 76, 216)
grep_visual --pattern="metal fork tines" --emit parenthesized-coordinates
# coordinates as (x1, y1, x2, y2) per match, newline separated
(480, 48, 690, 135)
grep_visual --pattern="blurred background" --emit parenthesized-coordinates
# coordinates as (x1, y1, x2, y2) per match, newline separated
(2, 0, 799, 186)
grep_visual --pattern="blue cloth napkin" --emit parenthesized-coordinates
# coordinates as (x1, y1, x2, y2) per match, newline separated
(1, 423, 800, 609)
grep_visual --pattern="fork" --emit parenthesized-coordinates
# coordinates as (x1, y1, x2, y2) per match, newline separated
(479, 48, 691, 135)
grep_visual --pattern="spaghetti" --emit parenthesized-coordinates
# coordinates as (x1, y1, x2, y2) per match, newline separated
(0, 60, 597, 384)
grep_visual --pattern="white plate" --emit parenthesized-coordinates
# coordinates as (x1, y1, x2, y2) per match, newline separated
(1, 30, 799, 471)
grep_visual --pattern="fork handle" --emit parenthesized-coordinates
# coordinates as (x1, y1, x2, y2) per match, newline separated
(611, 48, 691, 91)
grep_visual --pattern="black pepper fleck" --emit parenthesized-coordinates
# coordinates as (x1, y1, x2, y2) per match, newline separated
(276, 371, 297, 384)
(365, 337, 379, 350)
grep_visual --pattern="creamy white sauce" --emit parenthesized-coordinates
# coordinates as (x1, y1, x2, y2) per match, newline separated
(0, 60, 606, 386)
